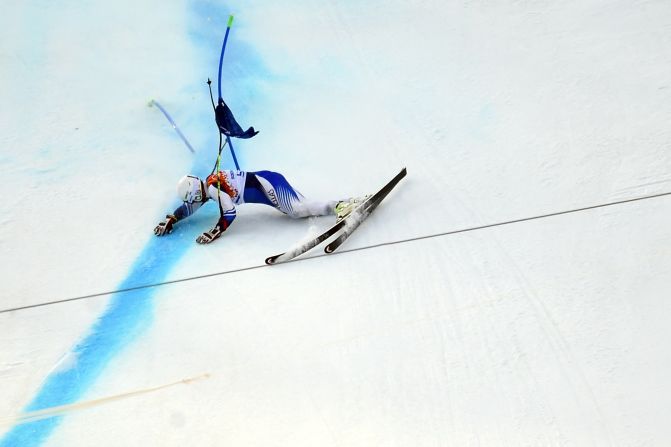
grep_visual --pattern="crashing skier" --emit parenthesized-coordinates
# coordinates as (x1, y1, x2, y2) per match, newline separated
(153, 17, 405, 254)
(153, 170, 364, 244)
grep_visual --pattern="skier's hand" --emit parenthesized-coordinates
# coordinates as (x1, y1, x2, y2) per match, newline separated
(196, 227, 223, 244)
(154, 215, 177, 236)
(196, 216, 231, 244)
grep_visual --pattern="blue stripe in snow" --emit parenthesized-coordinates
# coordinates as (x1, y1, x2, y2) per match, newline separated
(0, 3, 265, 444)
(0, 234, 193, 447)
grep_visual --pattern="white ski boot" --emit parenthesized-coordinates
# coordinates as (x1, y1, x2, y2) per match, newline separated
(334, 195, 371, 221)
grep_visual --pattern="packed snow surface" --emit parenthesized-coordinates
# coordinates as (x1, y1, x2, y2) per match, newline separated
(1, 0, 671, 446)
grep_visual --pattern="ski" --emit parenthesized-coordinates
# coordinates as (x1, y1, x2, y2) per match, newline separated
(324, 169, 404, 253)
(265, 217, 348, 265)
(265, 168, 407, 265)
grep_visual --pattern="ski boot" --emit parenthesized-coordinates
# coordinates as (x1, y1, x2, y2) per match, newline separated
(334, 195, 371, 221)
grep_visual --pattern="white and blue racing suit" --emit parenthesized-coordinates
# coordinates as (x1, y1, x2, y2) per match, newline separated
(172, 170, 338, 234)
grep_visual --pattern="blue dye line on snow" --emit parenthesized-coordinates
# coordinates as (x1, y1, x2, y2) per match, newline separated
(0, 4, 265, 445)
(1, 147, 241, 446)
(0, 233, 194, 447)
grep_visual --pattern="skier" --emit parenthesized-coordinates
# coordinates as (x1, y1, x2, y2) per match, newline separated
(154, 170, 362, 244)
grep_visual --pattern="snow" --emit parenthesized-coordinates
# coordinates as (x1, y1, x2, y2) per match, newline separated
(1, 0, 671, 445)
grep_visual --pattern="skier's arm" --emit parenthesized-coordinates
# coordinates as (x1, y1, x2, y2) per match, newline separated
(154, 200, 207, 236)
(173, 200, 206, 220)
(195, 186, 237, 244)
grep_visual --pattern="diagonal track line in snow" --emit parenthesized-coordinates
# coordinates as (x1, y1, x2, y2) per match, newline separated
(0, 374, 209, 427)
(336, 189, 671, 258)
(3, 189, 671, 315)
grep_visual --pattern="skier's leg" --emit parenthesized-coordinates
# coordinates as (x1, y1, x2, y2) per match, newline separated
(242, 173, 276, 207)
(248, 171, 337, 218)
(290, 198, 339, 218)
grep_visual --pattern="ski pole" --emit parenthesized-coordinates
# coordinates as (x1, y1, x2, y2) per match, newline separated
(148, 99, 196, 154)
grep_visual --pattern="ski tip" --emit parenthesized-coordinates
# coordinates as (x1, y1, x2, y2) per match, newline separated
(227, 15, 234, 27)
(147, 99, 155, 107)
(324, 246, 334, 254)
(265, 256, 278, 265)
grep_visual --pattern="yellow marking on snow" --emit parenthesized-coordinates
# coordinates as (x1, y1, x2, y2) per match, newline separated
(0, 373, 210, 427)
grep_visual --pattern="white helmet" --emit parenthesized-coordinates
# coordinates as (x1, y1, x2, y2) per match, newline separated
(177, 175, 204, 203)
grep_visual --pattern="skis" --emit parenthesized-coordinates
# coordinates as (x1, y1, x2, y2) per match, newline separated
(265, 168, 406, 265)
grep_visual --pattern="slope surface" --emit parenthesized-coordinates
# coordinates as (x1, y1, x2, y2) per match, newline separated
(1, 0, 670, 446)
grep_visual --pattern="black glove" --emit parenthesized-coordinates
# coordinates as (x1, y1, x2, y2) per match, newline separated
(154, 215, 177, 236)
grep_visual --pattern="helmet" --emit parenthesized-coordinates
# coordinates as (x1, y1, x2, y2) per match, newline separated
(177, 175, 204, 203)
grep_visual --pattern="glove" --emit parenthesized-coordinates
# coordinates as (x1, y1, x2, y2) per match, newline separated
(195, 216, 229, 244)
(154, 215, 177, 236)
(196, 226, 223, 244)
